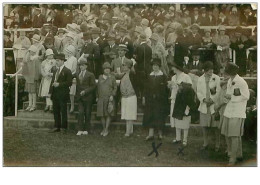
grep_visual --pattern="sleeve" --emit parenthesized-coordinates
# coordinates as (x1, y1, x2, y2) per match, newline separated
(84, 73, 96, 95)
(111, 76, 118, 96)
(71, 58, 78, 75)
(41, 61, 47, 77)
(230, 80, 250, 103)
(212, 76, 221, 103)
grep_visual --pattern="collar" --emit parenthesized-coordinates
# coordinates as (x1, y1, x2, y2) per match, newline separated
(140, 41, 146, 45)
(150, 70, 163, 76)
(231, 74, 239, 83)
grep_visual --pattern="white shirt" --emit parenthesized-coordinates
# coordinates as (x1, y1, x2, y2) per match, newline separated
(193, 60, 199, 66)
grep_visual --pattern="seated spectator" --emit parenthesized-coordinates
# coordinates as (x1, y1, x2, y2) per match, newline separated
(240, 6, 256, 26)
(4, 31, 13, 48)
(200, 7, 210, 26)
(208, 8, 217, 26)
(188, 23, 202, 52)
(182, 9, 191, 27)
(217, 12, 228, 25)
(191, 7, 201, 25)
(228, 6, 240, 26)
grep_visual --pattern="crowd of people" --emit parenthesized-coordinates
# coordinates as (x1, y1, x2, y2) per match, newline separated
(3, 4, 257, 166)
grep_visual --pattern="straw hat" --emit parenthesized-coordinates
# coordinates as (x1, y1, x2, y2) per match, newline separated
(45, 49, 54, 56)
(31, 34, 41, 42)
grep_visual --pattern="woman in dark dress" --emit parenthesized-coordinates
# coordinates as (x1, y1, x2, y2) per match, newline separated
(143, 58, 169, 140)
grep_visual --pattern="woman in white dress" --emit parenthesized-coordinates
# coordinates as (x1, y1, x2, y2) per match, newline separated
(169, 61, 193, 146)
(64, 45, 78, 113)
(38, 49, 56, 112)
(197, 61, 221, 151)
(221, 62, 250, 165)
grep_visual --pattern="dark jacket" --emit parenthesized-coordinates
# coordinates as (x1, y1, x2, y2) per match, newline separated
(32, 14, 45, 28)
(134, 43, 152, 74)
(172, 82, 197, 120)
(50, 66, 72, 101)
(75, 70, 96, 102)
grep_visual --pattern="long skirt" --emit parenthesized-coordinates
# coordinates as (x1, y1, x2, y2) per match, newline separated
(38, 77, 52, 97)
(200, 113, 219, 127)
(121, 95, 137, 121)
(221, 117, 245, 137)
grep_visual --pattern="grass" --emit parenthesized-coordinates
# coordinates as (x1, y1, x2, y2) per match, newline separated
(3, 126, 257, 167)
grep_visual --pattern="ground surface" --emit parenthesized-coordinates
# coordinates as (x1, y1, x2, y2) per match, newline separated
(3, 127, 257, 167)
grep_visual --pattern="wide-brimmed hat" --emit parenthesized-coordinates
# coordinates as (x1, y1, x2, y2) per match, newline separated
(31, 34, 41, 42)
(190, 23, 200, 30)
(139, 33, 147, 42)
(118, 44, 129, 51)
(54, 53, 66, 61)
(151, 58, 161, 67)
(102, 62, 112, 69)
(57, 28, 66, 34)
(141, 18, 149, 27)
(78, 57, 88, 65)
(28, 45, 37, 53)
(45, 49, 54, 56)
(225, 62, 239, 76)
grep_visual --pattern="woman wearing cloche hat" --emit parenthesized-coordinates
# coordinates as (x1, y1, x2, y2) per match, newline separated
(39, 49, 56, 112)
(96, 62, 117, 137)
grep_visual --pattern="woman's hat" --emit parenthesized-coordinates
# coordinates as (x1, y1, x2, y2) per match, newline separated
(118, 44, 129, 51)
(151, 58, 161, 67)
(225, 62, 239, 76)
(203, 61, 214, 72)
(31, 34, 41, 42)
(65, 45, 76, 55)
(141, 18, 149, 27)
(139, 33, 147, 42)
(150, 33, 159, 41)
(102, 62, 112, 69)
(78, 57, 88, 65)
(54, 53, 66, 61)
(28, 45, 37, 53)
(45, 49, 54, 56)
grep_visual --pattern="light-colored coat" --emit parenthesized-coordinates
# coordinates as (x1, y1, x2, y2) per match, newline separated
(223, 75, 249, 118)
(197, 74, 221, 114)
(111, 56, 132, 79)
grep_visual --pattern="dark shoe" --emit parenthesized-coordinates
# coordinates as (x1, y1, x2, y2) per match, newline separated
(49, 128, 60, 133)
(237, 157, 243, 162)
(145, 136, 154, 141)
(172, 139, 181, 144)
(44, 106, 49, 112)
(200, 145, 209, 151)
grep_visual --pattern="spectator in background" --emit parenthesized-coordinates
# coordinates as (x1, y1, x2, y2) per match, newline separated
(191, 7, 201, 25)
(182, 9, 191, 27)
(200, 7, 210, 26)
(4, 31, 13, 48)
(208, 8, 217, 26)
(32, 8, 45, 28)
(212, 26, 230, 76)
(188, 23, 202, 52)
(230, 26, 250, 76)
(217, 12, 228, 25)
(141, 18, 152, 40)
(54, 29, 66, 53)
(240, 6, 256, 26)
(117, 26, 134, 59)
(228, 6, 240, 26)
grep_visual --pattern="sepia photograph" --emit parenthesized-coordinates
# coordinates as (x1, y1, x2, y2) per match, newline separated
(2, 1, 257, 168)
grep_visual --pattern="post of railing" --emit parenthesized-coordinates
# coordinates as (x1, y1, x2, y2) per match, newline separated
(15, 73, 18, 117)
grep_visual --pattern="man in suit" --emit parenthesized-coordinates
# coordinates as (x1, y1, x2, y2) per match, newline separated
(32, 8, 45, 28)
(189, 51, 204, 76)
(79, 32, 100, 75)
(75, 58, 96, 135)
(117, 26, 134, 59)
(134, 33, 152, 105)
(103, 34, 119, 64)
(111, 44, 132, 79)
(49, 53, 72, 133)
